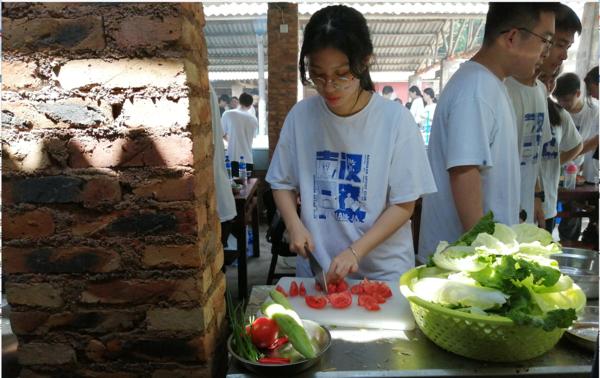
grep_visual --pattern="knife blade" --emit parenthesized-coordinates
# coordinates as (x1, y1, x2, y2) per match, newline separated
(306, 245, 328, 294)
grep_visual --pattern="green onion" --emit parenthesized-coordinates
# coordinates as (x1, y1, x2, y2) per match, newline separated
(227, 291, 263, 362)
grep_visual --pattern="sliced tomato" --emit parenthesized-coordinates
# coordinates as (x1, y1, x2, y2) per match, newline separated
(267, 336, 289, 350)
(299, 282, 306, 296)
(350, 284, 364, 295)
(327, 283, 338, 294)
(305, 295, 327, 309)
(375, 282, 393, 298)
(365, 302, 381, 311)
(336, 279, 348, 292)
(275, 285, 288, 297)
(289, 281, 299, 297)
(358, 294, 376, 307)
(315, 282, 323, 292)
(328, 291, 352, 309)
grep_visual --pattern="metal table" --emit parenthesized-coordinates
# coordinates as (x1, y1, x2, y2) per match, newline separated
(227, 286, 595, 378)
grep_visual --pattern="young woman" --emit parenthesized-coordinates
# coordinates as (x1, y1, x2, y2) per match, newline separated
(408, 86, 425, 127)
(538, 68, 582, 232)
(421, 88, 437, 145)
(266, 5, 436, 282)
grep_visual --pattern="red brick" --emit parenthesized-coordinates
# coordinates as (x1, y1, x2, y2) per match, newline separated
(78, 370, 137, 378)
(189, 326, 218, 362)
(11, 310, 143, 335)
(146, 307, 208, 331)
(80, 277, 201, 304)
(2, 137, 51, 172)
(1, 61, 41, 90)
(71, 213, 118, 237)
(3, 17, 105, 52)
(85, 340, 106, 362)
(3, 245, 121, 274)
(114, 16, 181, 49)
(103, 335, 215, 362)
(121, 97, 190, 129)
(57, 59, 185, 91)
(6, 282, 63, 308)
(18, 342, 76, 365)
(82, 177, 122, 207)
(67, 135, 193, 168)
(133, 174, 194, 202)
(2, 180, 14, 205)
(142, 244, 203, 268)
(3, 209, 55, 240)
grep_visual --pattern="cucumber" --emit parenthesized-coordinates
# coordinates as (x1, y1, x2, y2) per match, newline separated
(272, 312, 316, 359)
(262, 303, 302, 326)
(269, 289, 293, 309)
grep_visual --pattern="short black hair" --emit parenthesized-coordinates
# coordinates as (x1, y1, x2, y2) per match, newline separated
(555, 4, 582, 35)
(239, 93, 253, 107)
(219, 94, 230, 104)
(300, 5, 375, 91)
(231, 96, 239, 101)
(584, 66, 598, 95)
(482, 2, 560, 46)
(382, 85, 394, 95)
(553, 72, 580, 97)
(409, 85, 422, 97)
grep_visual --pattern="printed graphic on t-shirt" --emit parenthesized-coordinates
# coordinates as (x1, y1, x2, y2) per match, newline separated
(541, 126, 558, 161)
(314, 150, 369, 223)
(521, 112, 545, 165)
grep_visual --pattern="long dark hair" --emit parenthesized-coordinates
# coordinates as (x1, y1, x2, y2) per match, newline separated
(423, 87, 437, 103)
(299, 5, 374, 91)
(547, 98, 562, 127)
(409, 85, 423, 98)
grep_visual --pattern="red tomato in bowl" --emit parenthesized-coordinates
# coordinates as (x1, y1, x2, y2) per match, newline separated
(248, 317, 279, 349)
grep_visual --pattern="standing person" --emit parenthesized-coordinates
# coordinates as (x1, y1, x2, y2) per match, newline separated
(382, 85, 395, 100)
(218, 94, 230, 116)
(408, 86, 425, 127)
(266, 5, 436, 282)
(418, 2, 557, 259)
(421, 87, 437, 145)
(230, 96, 239, 109)
(584, 66, 599, 100)
(538, 3, 582, 78)
(221, 93, 258, 178)
(538, 68, 582, 232)
(209, 85, 237, 247)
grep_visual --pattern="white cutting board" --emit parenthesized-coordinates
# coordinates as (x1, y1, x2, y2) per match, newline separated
(271, 277, 415, 330)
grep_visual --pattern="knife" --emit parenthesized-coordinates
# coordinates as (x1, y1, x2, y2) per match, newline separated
(306, 245, 328, 294)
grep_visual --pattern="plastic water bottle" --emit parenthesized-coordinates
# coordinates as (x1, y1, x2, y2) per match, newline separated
(246, 226, 253, 257)
(239, 155, 247, 185)
(224, 155, 232, 182)
(564, 162, 578, 189)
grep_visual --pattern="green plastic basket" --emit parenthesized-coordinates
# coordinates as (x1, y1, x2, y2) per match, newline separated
(400, 267, 565, 362)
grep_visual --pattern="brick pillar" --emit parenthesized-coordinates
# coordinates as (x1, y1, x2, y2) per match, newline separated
(2, 3, 226, 377)
(267, 3, 299, 159)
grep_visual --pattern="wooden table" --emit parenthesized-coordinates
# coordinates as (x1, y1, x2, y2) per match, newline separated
(226, 178, 260, 299)
(557, 183, 598, 249)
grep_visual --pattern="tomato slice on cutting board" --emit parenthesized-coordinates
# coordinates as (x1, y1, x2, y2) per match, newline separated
(275, 285, 288, 297)
(305, 295, 327, 309)
(289, 281, 299, 297)
(327, 291, 352, 309)
(299, 282, 306, 296)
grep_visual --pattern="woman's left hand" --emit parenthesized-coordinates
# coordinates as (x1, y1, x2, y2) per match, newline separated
(326, 248, 359, 283)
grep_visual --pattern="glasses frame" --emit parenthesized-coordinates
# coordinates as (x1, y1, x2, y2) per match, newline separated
(501, 27, 554, 50)
(306, 72, 355, 90)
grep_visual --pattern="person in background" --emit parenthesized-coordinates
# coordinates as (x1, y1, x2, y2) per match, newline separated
(267, 5, 436, 282)
(418, 2, 558, 260)
(382, 85, 395, 100)
(584, 66, 599, 100)
(394, 97, 403, 105)
(221, 93, 258, 178)
(230, 96, 239, 109)
(209, 85, 237, 247)
(538, 68, 582, 232)
(408, 85, 425, 127)
(218, 94, 231, 116)
(421, 87, 437, 145)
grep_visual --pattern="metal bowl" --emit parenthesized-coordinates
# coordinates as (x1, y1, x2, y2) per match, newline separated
(565, 306, 599, 352)
(228, 319, 331, 376)
(552, 248, 599, 299)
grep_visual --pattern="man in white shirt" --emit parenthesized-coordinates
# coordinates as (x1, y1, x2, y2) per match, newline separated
(418, 2, 558, 259)
(221, 93, 258, 177)
(382, 85, 395, 100)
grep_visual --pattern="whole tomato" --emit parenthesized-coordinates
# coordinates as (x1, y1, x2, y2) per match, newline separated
(248, 317, 279, 349)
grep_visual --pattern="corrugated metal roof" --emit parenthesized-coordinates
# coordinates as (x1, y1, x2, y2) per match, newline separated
(205, 2, 488, 74)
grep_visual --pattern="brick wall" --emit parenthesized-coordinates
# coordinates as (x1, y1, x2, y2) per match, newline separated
(2, 3, 226, 377)
(267, 3, 298, 159)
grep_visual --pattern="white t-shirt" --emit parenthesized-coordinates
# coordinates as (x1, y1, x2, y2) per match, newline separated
(210, 85, 236, 222)
(266, 93, 437, 281)
(570, 99, 599, 183)
(540, 108, 582, 218)
(221, 108, 258, 164)
(410, 97, 425, 126)
(418, 61, 521, 259)
(505, 77, 550, 223)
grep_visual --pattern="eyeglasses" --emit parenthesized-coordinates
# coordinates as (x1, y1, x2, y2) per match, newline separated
(306, 73, 355, 90)
(501, 27, 554, 49)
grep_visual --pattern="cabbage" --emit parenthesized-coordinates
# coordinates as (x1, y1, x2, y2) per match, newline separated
(493, 223, 518, 247)
(511, 223, 554, 245)
(529, 284, 587, 313)
(518, 241, 561, 256)
(432, 245, 487, 272)
(412, 277, 507, 309)
(472, 232, 519, 255)
(532, 274, 574, 294)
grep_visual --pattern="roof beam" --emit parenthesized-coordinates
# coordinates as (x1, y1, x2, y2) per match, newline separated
(449, 19, 467, 56)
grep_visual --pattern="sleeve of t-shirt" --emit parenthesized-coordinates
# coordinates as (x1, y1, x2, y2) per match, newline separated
(445, 97, 495, 171)
(559, 111, 583, 151)
(266, 113, 299, 191)
(221, 113, 229, 136)
(388, 112, 438, 204)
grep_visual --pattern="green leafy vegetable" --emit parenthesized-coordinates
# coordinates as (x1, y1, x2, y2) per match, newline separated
(227, 291, 262, 362)
(451, 211, 495, 246)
